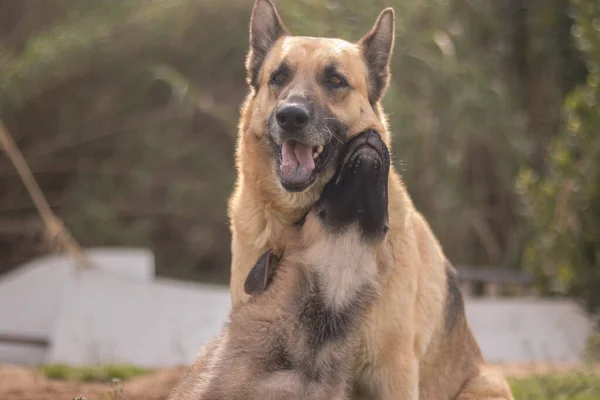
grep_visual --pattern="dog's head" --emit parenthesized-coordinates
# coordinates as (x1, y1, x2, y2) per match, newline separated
(243, 0, 395, 194)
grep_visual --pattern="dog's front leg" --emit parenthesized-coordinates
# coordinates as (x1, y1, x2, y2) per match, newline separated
(352, 347, 419, 400)
(377, 350, 420, 400)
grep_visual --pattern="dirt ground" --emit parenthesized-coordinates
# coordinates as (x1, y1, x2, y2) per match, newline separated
(0, 365, 185, 400)
(1, 363, 599, 400)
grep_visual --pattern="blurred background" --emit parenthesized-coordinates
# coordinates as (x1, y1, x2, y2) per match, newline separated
(0, 0, 599, 398)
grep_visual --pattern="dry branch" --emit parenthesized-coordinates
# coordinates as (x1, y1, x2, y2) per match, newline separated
(0, 118, 89, 268)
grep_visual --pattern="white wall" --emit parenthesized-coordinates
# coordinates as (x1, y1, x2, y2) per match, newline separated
(465, 298, 593, 363)
(49, 273, 231, 367)
(0, 248, 154, 365)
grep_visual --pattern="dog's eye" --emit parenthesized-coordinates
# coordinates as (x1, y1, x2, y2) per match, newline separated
(326, 74, 348, 89)
(270, 71, 287, 85)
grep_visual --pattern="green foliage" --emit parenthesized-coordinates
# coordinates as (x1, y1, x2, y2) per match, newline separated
(40, 363, 71, 380)
(40, 364, 150, 382)
(274, 0, 581, 269)
(519, 0, 600, 320)
(0, 0, 585, 284)
(509, 372, 600, 400)
(583, 331, 600, 364)
(0, 0, 245, 281)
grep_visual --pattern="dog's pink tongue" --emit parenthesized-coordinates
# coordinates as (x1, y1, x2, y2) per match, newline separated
(280, 141, 315, 185)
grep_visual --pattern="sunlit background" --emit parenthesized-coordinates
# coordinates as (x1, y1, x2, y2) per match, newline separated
(0, 0, 599, 399)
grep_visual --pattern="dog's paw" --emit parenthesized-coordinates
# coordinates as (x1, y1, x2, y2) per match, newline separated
(331, 130, 390, 198)
(316, 130, 390, 239)
(336, 130, 389, 187)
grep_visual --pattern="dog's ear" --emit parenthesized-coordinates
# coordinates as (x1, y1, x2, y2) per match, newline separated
(244, 249, 280, 295)
(358, 8, 395, 104)
(246, 0, 288, 89)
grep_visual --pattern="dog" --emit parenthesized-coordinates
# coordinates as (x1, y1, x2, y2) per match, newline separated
(169, 131, 391, 400)
(227, 0, 514, 399)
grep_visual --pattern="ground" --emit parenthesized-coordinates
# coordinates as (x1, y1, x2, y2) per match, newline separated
(0, 365, 184, 400)
(0, 364, 599, 400)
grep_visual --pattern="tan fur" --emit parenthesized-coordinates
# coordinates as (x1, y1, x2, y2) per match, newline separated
(169, 210, 383, 400)
(303, 226, 380, 310)
(228, 1, 515, 399)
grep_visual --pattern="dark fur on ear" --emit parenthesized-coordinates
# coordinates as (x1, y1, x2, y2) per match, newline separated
(244, 249, 279, 295)
(246, 0, 288, 89)
(358, 8, 395, 104)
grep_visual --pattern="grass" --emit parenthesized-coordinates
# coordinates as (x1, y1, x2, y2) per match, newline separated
(41, 363, 151, 382)
(509, 371, 600, 400)
(40, 364, 600, 399)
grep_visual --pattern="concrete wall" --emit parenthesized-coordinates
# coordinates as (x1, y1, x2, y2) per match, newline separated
(0, 249, 594, 366)
(465, 299, 592, 363)
(49, 273, 230, 367)
(0, 256, 70, 365)
(0, 248, 154, 365)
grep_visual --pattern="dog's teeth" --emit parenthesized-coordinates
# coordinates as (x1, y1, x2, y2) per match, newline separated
(311, 145, 324, 160)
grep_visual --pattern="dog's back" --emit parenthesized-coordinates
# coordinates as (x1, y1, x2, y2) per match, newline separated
(169, 131, 390, 400)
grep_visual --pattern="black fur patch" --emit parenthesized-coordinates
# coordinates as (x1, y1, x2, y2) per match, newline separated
(445, 260, 465, 333)
(316, 130, 389, 241)
(298, 274, 374, 349)
(268, 343, 295, 371)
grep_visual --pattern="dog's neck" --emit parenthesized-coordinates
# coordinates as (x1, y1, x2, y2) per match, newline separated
(297, 265, 378, 351)
(303, 226, 380, 309)
(282, 233, 379, 383)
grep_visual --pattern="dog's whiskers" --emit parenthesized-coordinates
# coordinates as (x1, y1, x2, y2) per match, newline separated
(324, 126, 343, 144)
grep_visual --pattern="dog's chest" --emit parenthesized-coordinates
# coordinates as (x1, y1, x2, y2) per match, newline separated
(303, 228, 380, 310)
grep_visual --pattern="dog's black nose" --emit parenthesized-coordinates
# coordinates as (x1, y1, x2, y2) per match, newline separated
(276, 104, 309, 131)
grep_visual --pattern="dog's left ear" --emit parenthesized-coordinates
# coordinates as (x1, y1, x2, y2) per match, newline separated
(359, 8, 395, 104)
(244, 249, 280, 295)
(246, 0, 288, 89)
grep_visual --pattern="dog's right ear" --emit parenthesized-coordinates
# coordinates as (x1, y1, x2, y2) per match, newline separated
(244, 249, 279, 295)
(246, 0, 288, 89)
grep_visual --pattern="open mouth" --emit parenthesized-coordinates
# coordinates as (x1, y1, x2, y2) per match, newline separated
(275, 140, 335, 192)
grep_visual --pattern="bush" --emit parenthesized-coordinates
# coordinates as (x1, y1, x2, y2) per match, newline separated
(518, 0, 600, 322)
(0, 0, 584, 282)
(583, 331, 600, 364)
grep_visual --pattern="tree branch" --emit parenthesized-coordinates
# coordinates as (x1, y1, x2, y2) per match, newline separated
(0, 117, 89, 267)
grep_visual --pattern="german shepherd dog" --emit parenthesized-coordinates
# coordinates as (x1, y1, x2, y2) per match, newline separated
(227, 0, 514, 399)
(169, 131, 391, 400)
